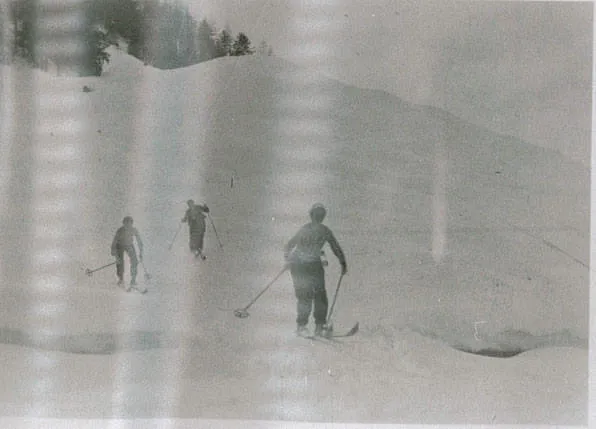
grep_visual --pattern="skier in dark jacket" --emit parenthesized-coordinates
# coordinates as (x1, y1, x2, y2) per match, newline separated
(111, 216, 144, 289)
(284, 203, 347, 336)
(182, 199, 209, 259)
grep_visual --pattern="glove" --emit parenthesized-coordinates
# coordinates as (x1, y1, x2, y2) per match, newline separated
(203, 204, 210, 213)
(341, 262, 348, 275)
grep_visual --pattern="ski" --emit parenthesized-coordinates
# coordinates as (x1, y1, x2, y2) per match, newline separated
(296, 331, 339, 344)
(296, 322, 359, 341)
(128, 285, 148, 294)
(118, 283, 148, 294)
(325, 322, 359, 338)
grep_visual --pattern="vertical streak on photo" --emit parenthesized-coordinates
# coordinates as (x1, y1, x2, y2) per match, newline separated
(589, 2, 596, 426)
(257, 0, 342, 420)
(108, 15, 165, 417)
(432, 124, 448, 263)
(107, 14, 214, 418)
(25, 0, 87, 416)
(109, 58, 153, 418)
(0, 1, 14, 283)
(125, 65, 185, 420)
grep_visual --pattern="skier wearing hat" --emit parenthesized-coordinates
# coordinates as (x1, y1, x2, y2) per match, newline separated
(284, 203, 348, 336)
(182, 199, 210, 260)
(111, 216, 144, 289)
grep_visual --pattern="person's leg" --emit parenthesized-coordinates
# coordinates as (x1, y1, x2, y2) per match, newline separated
(116, 247, 124, 285)
(127, 246, 138, 285)
(190, 228, 204, 258)
(188, 222, 197, 253)
(291, 264, 313, 330)
(312, 262, 328, 333)
(295, 287, 313, 329)
(197, 228, 206, 259)
(189, 228, 196, 252)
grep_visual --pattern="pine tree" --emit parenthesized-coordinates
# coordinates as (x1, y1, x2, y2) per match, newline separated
(231, 32, 253, 56)
(197, 18, 215, 62)
(177, 7, 199, 65)
(214, 28, 233, 58)
(0, 3, 11, 63)
(81, 26, 110, 76)
(10, 0, 37, 65)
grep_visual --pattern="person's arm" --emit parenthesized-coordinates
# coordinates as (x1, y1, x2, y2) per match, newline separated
(284, 232, 299, 261)
(181, 209, 188, 223)
(135, 228, 144, 259)
(111, 230, 119, 256)
(201, 203, 210, 213)
(326, 229, 347, 274)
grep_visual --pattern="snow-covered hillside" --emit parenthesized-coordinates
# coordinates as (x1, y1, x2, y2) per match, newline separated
(0, 47, 588, 426)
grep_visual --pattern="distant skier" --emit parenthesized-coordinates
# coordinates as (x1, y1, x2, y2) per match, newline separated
(182, 199, 210, 259)
(284, 203, 347, 336)
(111, 216, 144, 289)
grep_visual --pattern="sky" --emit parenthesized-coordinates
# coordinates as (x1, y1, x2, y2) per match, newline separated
(182, 0, 593, 164)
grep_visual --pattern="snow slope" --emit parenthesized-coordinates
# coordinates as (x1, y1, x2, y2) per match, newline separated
(0, 47, 588, 426)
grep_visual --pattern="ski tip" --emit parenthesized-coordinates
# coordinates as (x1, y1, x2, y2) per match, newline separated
(332, 322, 359, 338)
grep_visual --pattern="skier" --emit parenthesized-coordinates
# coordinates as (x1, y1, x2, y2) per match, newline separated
(181, 199, 210, 259)
(284, 203, 348, 336)
(111, 216, 144, 289)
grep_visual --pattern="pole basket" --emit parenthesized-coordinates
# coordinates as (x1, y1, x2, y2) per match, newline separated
(234, 309, 250, 318)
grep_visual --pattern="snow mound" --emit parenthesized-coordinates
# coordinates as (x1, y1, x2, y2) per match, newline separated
(101, 46, 156, 79)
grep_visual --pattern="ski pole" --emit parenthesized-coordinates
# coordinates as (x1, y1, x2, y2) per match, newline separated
(208, 213, 224, 249)
(85, 261, 117, 276)
(233, 265, 288, 318)
(325, 272, 345, 331)
(168, 223, 182, 250)
(140, 261, 152, 281)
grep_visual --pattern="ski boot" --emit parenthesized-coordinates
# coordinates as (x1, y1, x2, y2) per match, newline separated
(296, 324, 309, 337)
(314, 324, 325, 337)
(316, 323, 333, 338)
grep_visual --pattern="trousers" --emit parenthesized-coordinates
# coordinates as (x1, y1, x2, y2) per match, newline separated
(290, 261, 328, 326)
(115, 245, 138, 280)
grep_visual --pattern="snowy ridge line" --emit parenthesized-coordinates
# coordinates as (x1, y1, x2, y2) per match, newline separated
(319, 323, 588, 362)
(0, 328, 189, 354)
(508, 225, 589, 269)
